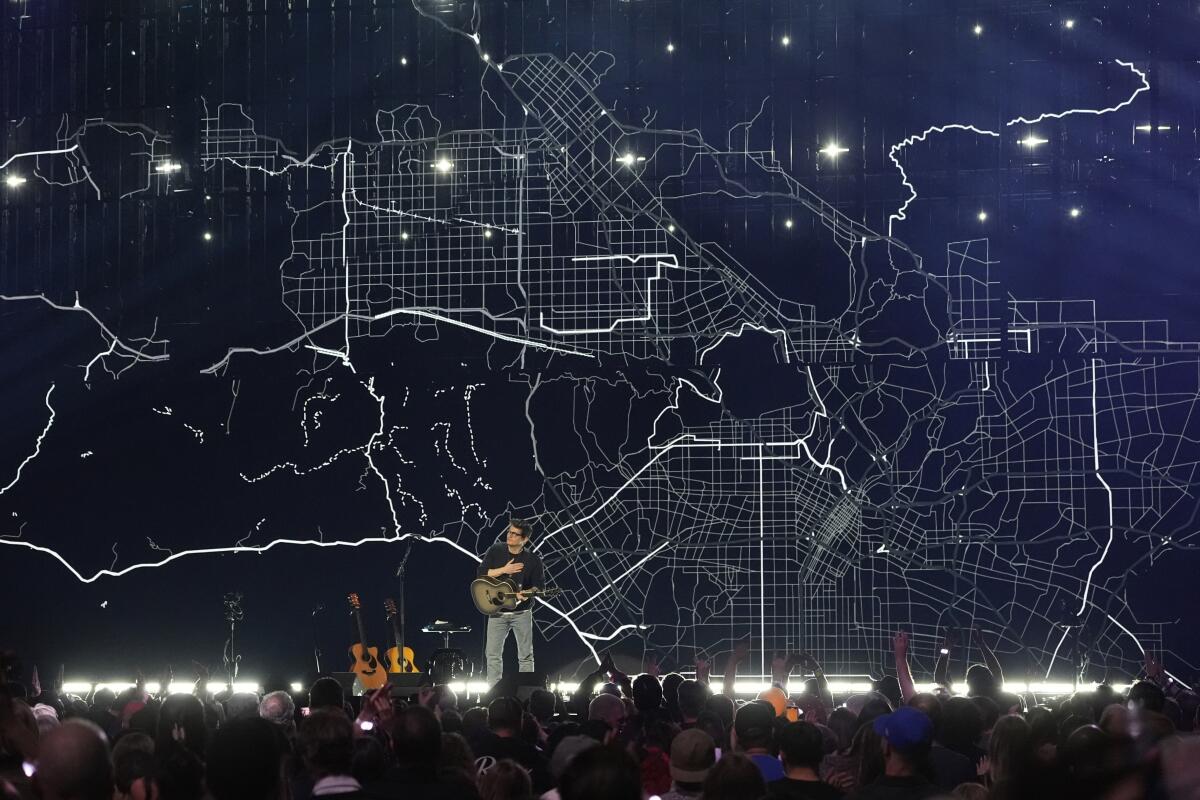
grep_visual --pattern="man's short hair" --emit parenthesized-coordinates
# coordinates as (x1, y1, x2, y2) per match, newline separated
(298, 710, 354, 777)
(207, 717, 283, 800)
(258, 691, 296, 728)
(224, 692, 260, 722)
(508, 518, 533, 537)
(488, 696, 523, 732)
(778, 721, 824, 770)
(392, 705, 442, 766)
(308, 677, 344, 711)
(34, 719, 113, 800)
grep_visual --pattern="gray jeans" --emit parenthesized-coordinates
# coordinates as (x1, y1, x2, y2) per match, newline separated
(485, 610, 534, 686)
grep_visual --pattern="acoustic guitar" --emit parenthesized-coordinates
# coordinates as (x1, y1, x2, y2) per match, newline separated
(470, 575, 562, 615)
(384, 598, 419, 673)
(346, 593, 387, 690)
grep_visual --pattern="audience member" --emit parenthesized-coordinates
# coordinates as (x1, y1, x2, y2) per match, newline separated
(732, 701, 783, 781)
(257, 691, 296, 737)
(297, 710, 363, 798)
(701, 751, 767, 800)
(557, 745, 641, 800)
(478, 759, 532, 800)
(659, 728, 714, 800)
(770, 721, 843, 799)
(849, 707, 939, 800)
(472, 698, 550, 794)
(206, 717, 282, 800)
(32, 720, 113, 800)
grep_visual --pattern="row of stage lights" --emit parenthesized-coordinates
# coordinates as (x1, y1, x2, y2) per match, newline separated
(56, 677, 1129, 699)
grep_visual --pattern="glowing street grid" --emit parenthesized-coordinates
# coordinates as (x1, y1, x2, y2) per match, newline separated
(2, 2, 1198, 684)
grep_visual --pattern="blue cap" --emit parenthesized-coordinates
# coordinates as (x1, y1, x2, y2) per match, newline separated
(872, 707, 933, 752)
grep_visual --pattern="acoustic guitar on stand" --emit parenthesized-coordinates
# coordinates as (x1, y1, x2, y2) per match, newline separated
(346, 593, 387, 690)
(384, 598, 419, 673)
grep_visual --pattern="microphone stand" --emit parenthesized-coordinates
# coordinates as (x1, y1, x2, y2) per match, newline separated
(396, 541, 413, 670)
(311, 603, 325, 674)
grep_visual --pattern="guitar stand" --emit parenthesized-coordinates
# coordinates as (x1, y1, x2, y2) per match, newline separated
(422, 622, 473, 684)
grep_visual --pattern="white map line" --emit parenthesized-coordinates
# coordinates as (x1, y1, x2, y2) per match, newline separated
(0, 384, 56, 496)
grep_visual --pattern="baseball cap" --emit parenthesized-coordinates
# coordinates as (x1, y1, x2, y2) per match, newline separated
(734, 700, 776, 739)
(872, 706, 933, 753)
(550, 734, 600, 779)
(669, 728, 716, 783)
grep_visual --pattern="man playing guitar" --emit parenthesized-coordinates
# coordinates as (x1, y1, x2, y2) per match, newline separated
(478, 518, 544, 686)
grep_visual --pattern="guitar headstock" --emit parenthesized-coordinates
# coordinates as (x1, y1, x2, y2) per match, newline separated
(384, 598, 398, 618)
(347, 592, 361, 610)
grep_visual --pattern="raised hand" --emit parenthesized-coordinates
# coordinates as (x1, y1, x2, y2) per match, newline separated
(1145, 654, 1164, 681)
(694, 656, 710, 682)
(733, 639, 751, 664)
(893, 631, 909, 656)
(645, 654, 661, 677)
(29, 667, 41, 698)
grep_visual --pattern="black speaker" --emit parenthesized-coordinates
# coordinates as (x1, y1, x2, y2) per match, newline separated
(387, 673, 430, 689)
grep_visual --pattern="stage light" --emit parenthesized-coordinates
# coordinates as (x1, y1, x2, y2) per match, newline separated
(61, 682, 94, 694)
(973, 24, 983, 36)
(232, 681, 261, 693)
(400, 57, 408, 66)
(1019, 134, 1049, 148)
(977, 210, 988, 222)
(1029, 682, 1076, 695)
(666, 42, 675, 53)
(401, 231, 409, 240)
(433, 157, 454, 172)
(1069, 207, 1082, 218)
(615, 153, 636, 166)
(483, 229, 492, 238)
(1064, 19, 1076, 29)
(781, 35, 791, 46)
(290, 682, 304, 693)
(4, 174, 27, 188)
(203, 231, 213, 241)
(166, 681, 194, 694)
(667, 223, 675, 232)
(154, 162, 182, 173)
(819, 142, 849, 158)
(784, 218, 794, 229)
(482, 53, 490, 62)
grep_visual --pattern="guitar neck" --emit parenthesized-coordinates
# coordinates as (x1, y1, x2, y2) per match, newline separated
(352, 608, 369, 646)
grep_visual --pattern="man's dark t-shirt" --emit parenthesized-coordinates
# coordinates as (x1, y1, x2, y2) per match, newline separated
(767, 777, 845, 799)
(477, 543, 545, 613)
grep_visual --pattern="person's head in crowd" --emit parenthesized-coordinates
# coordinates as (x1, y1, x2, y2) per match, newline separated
(996, 691, 1025, 716)
(434, 685, 459, 714)
(128, 704, 159, 740)
(940, 696, 983, 754)
(1060, 723, 1110, 779)
(693, 711, 726, 750)
(487, 697, 523, 737)
(439, 732, 475, 782)
(519, 710, 541, 746)
(111, 732, 156, 800)
(827, 706, 858, 751)
(661, 673, 685, 717)
(558, 744, 642, 800)
(478, 758, 532, 800)
(856, 692, 894, 731)
(154, 694, 207, 759)
(549, 735, 600, 784)
(630, 673, 663, 714)
(1099, 703, 1130, 739)
(907, 693, 941, 735)
(546, 722, 581, 755)
(350, 737, 387, 785)
(701, 751, 766, 800)
(972, 695, 1000, 735)
(676, 679, 708, 724)
(965, 664, 998, 698)
(587, 693, 626, 734)
(873, 676, 902, 709)
(439, 708, 462, 734)
(1026, 706, 1058, 762)
(757, 687, 787, 718)
(987, 713, 1032, 786)
(704, 694, 736, 732)
(1058, 715, 1091, 747)
(307, 677, 345, 713)
(257, 691, 296, 737)
(578, 718, 612, 744)
(392, 704, 441, 768)
(952, 782, 990, 800)
(206, 717, 283, 800)
(732, 700, 775, 754)
(33, 719, 113, 800)
(873, 707, 934, 778)
(223, 693, 259, 722)
(1127, 680, 1165, 713)
(297, 709, 354, 780)
(849, 723, 885, 787)
(526, 688, 555, 724)
(1139, 710, 1176, 745)
(32, 703, 60, 736)
(778, 721, 824, 778)
(597, 682, 621, 697)
(462, 705, 489, 735)
(813, 722, 838, 755)
(665, 728, 715, 794)
(156, 744, 205, 800)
